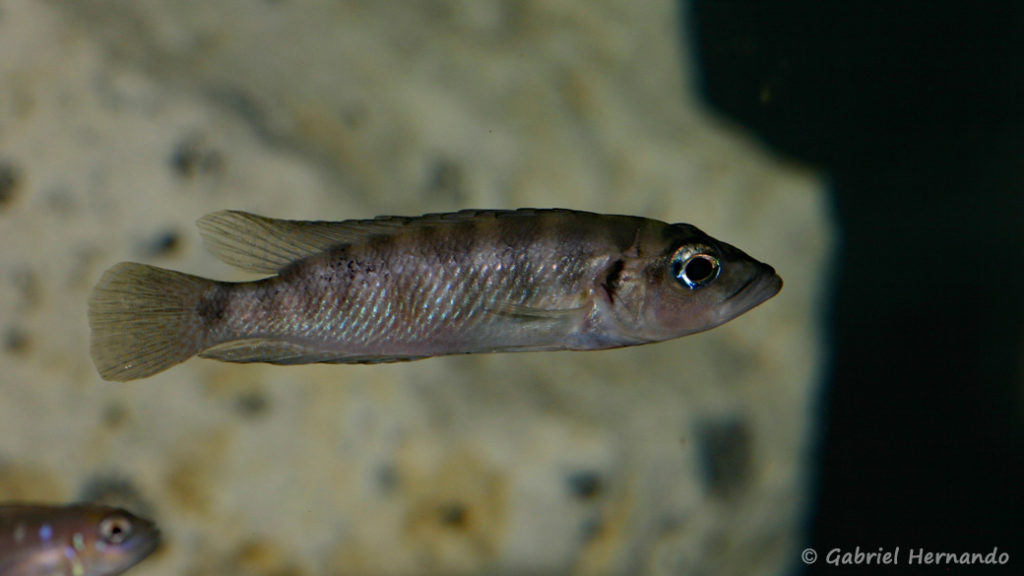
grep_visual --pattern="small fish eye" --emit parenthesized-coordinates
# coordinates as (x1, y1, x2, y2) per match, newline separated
(99, 515, 133, 545)
(670, 247, 721, 290)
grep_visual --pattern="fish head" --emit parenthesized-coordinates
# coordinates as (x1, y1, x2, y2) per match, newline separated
(610, 223, 782, 342)
(71, 506, 161, 575)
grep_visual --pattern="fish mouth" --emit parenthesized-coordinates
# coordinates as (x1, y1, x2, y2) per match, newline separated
(718, 265, 783, 321)
(725, 276, 756, 301)
(122, 523, 162, 568)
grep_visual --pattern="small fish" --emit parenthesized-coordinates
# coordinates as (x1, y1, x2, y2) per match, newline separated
(0, 504, 159, 576)
(89, 209, 782, 381)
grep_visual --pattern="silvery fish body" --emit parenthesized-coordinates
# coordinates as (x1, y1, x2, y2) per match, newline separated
(0, 504, 159, 576)
(89, 209, 782, 381)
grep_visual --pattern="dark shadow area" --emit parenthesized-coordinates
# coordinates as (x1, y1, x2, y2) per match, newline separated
(687, 2, 1023, 574)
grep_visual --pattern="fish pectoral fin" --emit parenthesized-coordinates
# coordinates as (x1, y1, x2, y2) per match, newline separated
(200, 338, 340, 365)
(488, 302, 587, 321)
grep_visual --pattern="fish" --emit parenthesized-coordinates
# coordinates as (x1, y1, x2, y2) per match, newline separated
(89, 208, 782, 381)
(0, 503, 160, 576)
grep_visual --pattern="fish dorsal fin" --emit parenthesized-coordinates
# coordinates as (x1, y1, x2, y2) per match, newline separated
(197, 209, 568, 274)
(196, 210, 411, 274)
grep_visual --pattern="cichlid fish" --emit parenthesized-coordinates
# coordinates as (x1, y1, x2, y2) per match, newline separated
(89, 209, 782, 381)
(0, 504, 159, 576)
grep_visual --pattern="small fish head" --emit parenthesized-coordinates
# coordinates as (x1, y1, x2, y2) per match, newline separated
(618, 224, 782, 341)
(71, 506, 161, 575)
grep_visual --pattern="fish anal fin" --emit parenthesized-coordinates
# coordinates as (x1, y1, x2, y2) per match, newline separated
(200, 338, 428, 365)
(200, 338, 338, 365)
(323, 355, 428, 365)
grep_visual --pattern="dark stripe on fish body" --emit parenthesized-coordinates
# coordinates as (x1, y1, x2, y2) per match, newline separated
(197, 285, 230, 325)
(257, 285, 284, 317)
(456, 216, 482, 270)
(602, 259, 625, 304)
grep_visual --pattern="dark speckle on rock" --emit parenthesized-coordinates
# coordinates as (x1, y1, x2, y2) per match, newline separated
(145, 229, 182, 257)
(4, 326, 30, 355)
(171, 134, 225, 179)
(425, 157, 466, 203)
(696, 416, 753, 498)
(11, 266, 41, 310)
(566, 470, 604, 501)
(0, 159, 21, 209)
(208, 87, 275, 143)
(438, 501, 469, 529)
(79, 474, 155, 519)
(234, 389, 270, 419)
(102, 403, 130, 429)
(375, 463, 399, 493)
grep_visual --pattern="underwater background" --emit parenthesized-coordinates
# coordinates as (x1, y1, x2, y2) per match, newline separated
(690, 3, 1023, 574)
(0, 1, 1018, 575)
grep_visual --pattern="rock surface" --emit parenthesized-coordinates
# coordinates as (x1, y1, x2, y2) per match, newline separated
(0, 1, 831, 574)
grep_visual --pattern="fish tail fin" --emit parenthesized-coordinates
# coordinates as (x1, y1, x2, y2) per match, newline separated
(88, 262, 216, 381)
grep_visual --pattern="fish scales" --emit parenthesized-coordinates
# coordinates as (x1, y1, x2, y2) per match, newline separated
(215, 212, 623, 353)
(89, 208, 782, 381)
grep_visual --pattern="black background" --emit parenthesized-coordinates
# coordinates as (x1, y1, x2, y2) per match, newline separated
(688, 2, 1023, 574)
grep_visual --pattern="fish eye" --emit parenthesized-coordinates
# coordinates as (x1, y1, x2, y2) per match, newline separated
(670, 246, 721, 290)
(99, 515, 134, 545)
